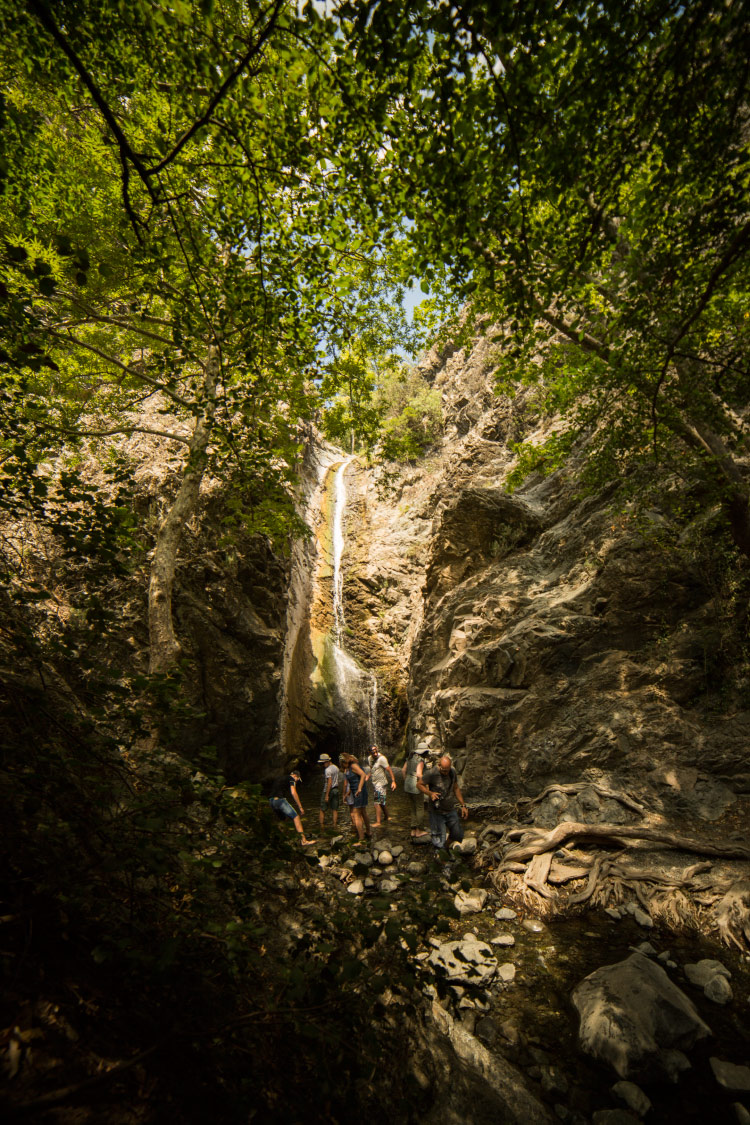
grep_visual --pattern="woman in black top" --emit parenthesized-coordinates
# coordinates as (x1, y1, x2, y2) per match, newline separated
(269, 771, 316, 845)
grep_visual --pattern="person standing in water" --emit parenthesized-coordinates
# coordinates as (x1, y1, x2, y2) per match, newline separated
(402, 742, 430, 841)
(368, 744, 396, 828)
(418, 754, 468, 850)
(340, 753, 371, 842)
(317, 752, 340, 833)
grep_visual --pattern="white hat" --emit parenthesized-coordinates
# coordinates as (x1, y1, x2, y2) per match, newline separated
(318, 753, 332, 763)
(415, 744, 430, 755)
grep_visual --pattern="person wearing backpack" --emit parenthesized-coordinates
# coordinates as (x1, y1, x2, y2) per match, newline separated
(418, 754, 469, 850)
(403, 742, 430, 841)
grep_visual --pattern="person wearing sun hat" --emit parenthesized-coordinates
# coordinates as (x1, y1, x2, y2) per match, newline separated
(318, 752, 341, 832)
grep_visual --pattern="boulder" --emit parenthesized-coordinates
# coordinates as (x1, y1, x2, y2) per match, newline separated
(571, 952, 711, 1081)
(428, 936, 498, 986)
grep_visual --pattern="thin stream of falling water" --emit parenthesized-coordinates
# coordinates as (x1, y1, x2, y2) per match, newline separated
(329, 457, 379, 745)
(332, 458, 349, 645)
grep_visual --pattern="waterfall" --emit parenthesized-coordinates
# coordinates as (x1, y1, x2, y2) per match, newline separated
(330, 458, 379, 747)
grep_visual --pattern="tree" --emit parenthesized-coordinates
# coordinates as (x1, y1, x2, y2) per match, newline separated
(0, 0, 411, 672)
(356, 0, 750, 557)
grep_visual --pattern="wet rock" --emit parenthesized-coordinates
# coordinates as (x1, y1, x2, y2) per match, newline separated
(612, 1080, 652, 1117)
(390, 845, 405, 857)
(491, 933, 516, 947)
(496, 907, 518, 921)
(710, 1058, 750, 1093)
(380, 878, 399, 892)
(427, 936, 498, 986)
(352, 851, 374, 866)
(497, 963, 516, 983)
(455, 887, 488, 915)
(347, 879, 365, 895)
(407, 861, 426, 875)
(571, 952, 711, 1081)
(378, 850, 394, 866)
(605, 907, 623, 920)
(522, 918, 546, 934)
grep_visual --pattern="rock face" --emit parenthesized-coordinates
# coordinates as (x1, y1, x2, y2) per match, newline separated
(571, 952, 711, 1081)
(341, 324, 750, 816)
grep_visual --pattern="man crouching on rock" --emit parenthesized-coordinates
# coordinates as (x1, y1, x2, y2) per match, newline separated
(418, 754, 468, 851)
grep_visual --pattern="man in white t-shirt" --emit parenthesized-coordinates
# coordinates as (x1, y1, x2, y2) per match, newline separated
(368, 744, 396, 827)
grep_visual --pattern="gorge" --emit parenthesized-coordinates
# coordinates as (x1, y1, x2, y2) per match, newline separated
(3, 2, 750, 1121)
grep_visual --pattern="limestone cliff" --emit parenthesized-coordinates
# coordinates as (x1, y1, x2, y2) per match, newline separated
(344, 326, 749, 822)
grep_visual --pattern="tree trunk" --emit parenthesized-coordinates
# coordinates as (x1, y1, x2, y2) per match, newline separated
(148, 358, 217, 674)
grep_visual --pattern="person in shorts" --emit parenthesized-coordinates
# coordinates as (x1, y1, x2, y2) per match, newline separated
(368, 744, 396, 828)
(268, 770, 315, 845)
(340, 753, 371, 842)
(318, 752, 341, 832)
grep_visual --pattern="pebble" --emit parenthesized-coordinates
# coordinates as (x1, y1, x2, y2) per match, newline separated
(347, 879, 364, 895)
(605, 907, 622, 920)
(491, 933, 516, 947)
(631, 941, 657, 956)
(406, 862, 426, 875)
(495, 907, 517, 921)
(522, 918, 545, 934)
(391, 845, 404, 857)
(632, 907, 654, 929)
(378, 850, 394, 866)
(454, 888, 488, 915)
(497, 962, 516, 983)
(380, 878, 399, 892)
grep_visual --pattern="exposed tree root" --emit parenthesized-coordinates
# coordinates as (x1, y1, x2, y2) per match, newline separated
(715, 880, 750, 949)
(502, 821, 750, 864)
(519, 782, 646, 818)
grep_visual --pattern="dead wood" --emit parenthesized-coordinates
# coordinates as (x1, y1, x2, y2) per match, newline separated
(524, 852, 554, 897)
(503, 821, 750, 864)
(547, 860, 593, 884)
